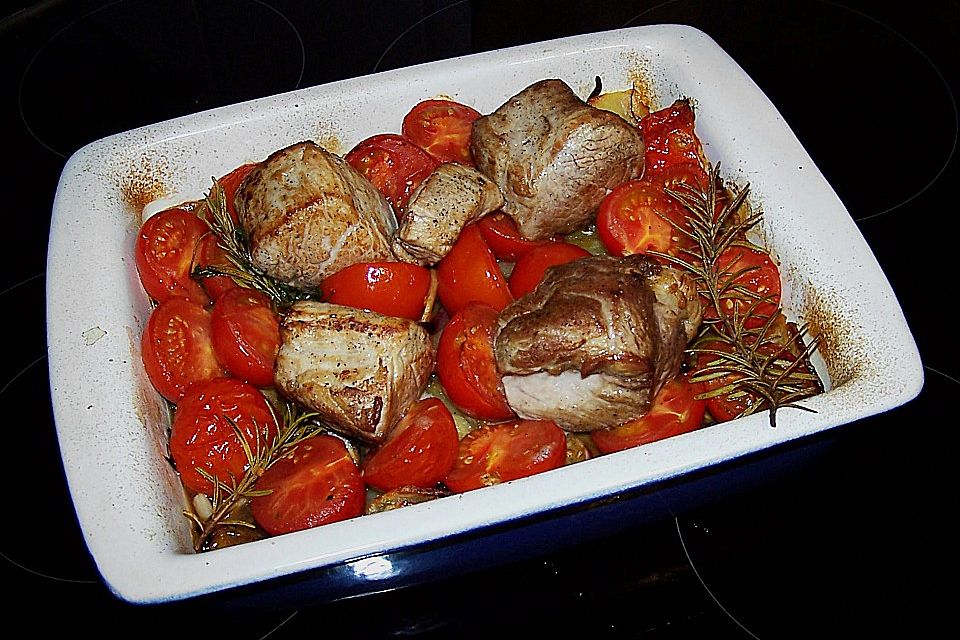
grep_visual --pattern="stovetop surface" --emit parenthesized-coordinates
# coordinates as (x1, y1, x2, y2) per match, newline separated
(2, 1, 956, 637)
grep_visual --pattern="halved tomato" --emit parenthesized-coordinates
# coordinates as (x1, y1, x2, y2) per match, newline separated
(135, 207, 210, 305)
(436, 223, 513, 315)
(345, 133, 439, 218)
(508, 241, 591, 298)
(436, 302, 514, 421)
(639, 99, 707, 178)
(193, 232, 239, 301)
(321, 261, 434, 322)
(596, 179, 692, 258)
(362, 398, 459, 492)
(250, 435, 365, 535)
(169, 377, 278, 495)
(216, 162, 258, 223)
(141, 297, 226, 402)
(706, 245, 782, 329)
(477, 211, 558, 262)
(210, 287, 280, 387)
(443, 420, 567, 493)
(402, 99, 482, 166)
(591, 376, 706, 454)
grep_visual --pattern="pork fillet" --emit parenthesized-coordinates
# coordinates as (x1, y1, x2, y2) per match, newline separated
(236, 141, 396, 289)
(494, 254, 702, 431)
(274, 301, 434, 443)
(471, 79, 645, 240)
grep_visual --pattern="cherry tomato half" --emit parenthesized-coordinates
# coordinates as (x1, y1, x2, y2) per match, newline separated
(346, 133, 439, 218)
(437, 223, 513, 315)
(707, 245, 782, 329)
(436, 302, 514, 421)
(477, 211, 558, 262)
(321, 261, 433, 322)
(402, 99, 482, 166)
(135, 207, 210, 305)
(639, 99, 707, 178)
(217, 162, 258, 223)
(362, 398, 459, 492)
(443, 420, 567, 493)
(596, 179, 692, 258)
(193, 232, 239, 301)
(210, 288, 280, 387)
(250, 435, 365, 535)
(508, 242, 591, 298)
(170, 377, 278, 495)
(591, 376, 706, 454)
(141, 297, 226, 402)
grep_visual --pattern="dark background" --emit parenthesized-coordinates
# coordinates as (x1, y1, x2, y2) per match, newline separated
(1, 1, 956, 637)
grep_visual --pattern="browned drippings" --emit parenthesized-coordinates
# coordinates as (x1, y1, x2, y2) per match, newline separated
(119, 155, 172, 225)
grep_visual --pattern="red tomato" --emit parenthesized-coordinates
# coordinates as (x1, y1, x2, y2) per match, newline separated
(436, 302, 514, 421)
(508, 242, 591, 298)
(437, 223, 513, 315)
(639, 100, 706, 178)
(135, 207, 210, 305)
(443, 420, 567, 493)
(477, 211, 558, 261)
(321, 261, 433, 321)
(250, 435, 365, 535)
(217, 162, 258, 223)
(707, 245, 782, 329)
(596, 179, 693, 258)
(402, 99, 482, 166)
(210, 288, 280, 387)
(653, 162, 710, 196)
(141, 297, 226, 402)
(591, 376, 706, 454)
(193, 232, 239, 300)
(362, 398, 459, 492)
(169, 377, 278, 495)
(345, 133, 439, 218)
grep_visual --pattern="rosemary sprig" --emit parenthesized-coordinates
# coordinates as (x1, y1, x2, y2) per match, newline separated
(193, 178, 319, 308)
(183, 400, 328, 552)
(652, 165, 823, 426)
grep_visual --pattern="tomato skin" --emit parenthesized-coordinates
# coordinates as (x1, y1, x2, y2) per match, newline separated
(135, 207, 210, 305)
(250, 435, 365, 535)
(591, 376, 706, 454)
(437, 223, 513, 315)
(508, 242, 591, 298)
(443, 420, 567, 493)
(321, 261, 433, 321)
(141, 297, 227, 402)
(436, 302, 514, 421)
(193, 232, 239, 300)
(169, 378, 278, 495)
(707, 245, 782, 329)
(596, 179, 692, 258)
(477, 211, 558, 261)
(210, 288, 280, 387)
(217, 162, 258, 223)
(639, 99, 706, 178)
(345, 133, 439, 218)
(362, 398, 459, 492)
(402, 99, 482, 166)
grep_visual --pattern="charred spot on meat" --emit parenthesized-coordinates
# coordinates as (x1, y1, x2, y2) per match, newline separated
(235, 141, 397, 289)
(471, 79, 645, 241)
(494, 254, 703, 432)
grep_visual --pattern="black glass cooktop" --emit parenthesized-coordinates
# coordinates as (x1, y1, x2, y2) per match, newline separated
(2, 1, 956, 637)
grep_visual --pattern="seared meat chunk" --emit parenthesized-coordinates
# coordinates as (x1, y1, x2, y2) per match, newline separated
(392, 163, 504, 266)
(471, 79, 645, 240)
(274, 301, 434, 443)
(494, 254, 702, 431)
(236, 141, 396, 289)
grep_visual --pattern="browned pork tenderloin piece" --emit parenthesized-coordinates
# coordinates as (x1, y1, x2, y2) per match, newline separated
(494, 254, 702, 432)
(235, 141, 396, 289)
(274, 301, 434, 443)
(392, 163, 505, 266)
(471, 79, 645, 241)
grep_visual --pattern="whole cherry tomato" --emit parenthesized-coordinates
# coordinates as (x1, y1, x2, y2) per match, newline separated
(169, 377, 278, 495)
(639, 99, 707, 178)
(250, 435, 365, 535)
(402, 99, 482, 166)
(210, 288, 280, 387)
(443, 420, 567, 493)
(346, 133, 439, 218)
(141, 297, 226, 402)
(362, 398, 459, 492)
(437, 223, 513, 315)
(135, 207, 210, 305)
(321, 261, 434, 322)
(508, 241, 591, 298)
